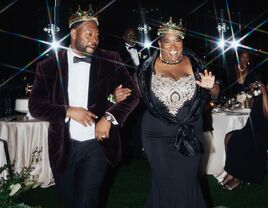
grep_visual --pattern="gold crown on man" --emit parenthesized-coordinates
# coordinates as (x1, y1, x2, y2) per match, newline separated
(69, 4, 98, 28)
(157, 17, 186, 39)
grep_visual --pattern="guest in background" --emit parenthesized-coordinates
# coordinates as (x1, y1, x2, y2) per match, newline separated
(117, 26, 149, 78)
(116, 26, 148, 161)
(221, 79, 268, 190)
(29, 5, 139, 208)
(225, 50, 260, 98)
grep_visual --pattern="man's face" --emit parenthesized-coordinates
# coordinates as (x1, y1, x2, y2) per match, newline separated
(71, 21, 99, 55)
(123, 28, 137, 46)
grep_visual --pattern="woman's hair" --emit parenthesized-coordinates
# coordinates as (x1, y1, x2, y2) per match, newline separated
(158, 32, 183, 43)
(238, 50, 253, 60)
(238, 50, 250, 57)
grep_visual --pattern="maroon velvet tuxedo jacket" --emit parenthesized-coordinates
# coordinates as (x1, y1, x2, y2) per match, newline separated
(29, 49, 140, 172)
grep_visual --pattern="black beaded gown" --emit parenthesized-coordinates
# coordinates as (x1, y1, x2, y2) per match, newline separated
(225, 95, 268, 183)
(141, 72, 207, 208)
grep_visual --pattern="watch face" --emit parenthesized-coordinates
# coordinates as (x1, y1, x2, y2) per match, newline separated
(106, 115, 112, 121)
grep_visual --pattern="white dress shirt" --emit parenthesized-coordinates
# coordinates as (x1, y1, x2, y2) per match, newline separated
(125, 43, 140, 66)
(67, 49, 95, 141)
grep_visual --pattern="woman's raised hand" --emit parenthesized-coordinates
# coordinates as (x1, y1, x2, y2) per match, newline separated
(196, 69, 215, 90)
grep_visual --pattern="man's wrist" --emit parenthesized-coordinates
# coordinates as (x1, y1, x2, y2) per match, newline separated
(104, 113, 113, 123)
(103, 112, 118, 125)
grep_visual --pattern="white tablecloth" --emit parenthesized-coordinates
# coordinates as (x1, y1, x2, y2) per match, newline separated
(205, 111, 250, 175)
(0, 117, 54, 187)
(0, 139, 8, 178)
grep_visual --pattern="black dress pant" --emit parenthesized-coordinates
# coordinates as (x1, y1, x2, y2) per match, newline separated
(52, 139, 108, 208)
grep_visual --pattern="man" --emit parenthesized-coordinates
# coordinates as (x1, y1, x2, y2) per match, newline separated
(115, 27, 149, 162)
(117, 26, 148, 78)
(29, 6, 139, 208)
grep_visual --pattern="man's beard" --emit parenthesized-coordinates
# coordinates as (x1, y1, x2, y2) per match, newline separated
(75, 42, 96, 56)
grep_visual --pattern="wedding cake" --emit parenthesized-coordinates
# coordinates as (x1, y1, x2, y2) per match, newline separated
(15, 98, 34, 119)
(15, 98, 29, 113)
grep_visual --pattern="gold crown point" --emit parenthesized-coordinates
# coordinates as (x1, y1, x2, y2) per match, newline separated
(157, 17, 186, 39)
(69, 4, 98, 28)
(179, 18, 182, 26)
(88, 4, 94, 16)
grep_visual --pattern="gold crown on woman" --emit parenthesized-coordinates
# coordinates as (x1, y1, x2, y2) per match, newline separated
(69, 4, 98, 28)
(157, 17, 186, 39)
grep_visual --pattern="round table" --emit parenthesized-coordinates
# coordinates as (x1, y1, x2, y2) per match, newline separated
(205, 110, 250, 175)
(0, 116, 54, 187)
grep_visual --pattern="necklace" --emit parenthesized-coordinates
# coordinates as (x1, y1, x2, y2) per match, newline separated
(238, 64, 247, 72)
(160, 53, 183, 65)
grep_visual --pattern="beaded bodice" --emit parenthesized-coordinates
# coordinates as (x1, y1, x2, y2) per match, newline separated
(151, 73, 196, 115)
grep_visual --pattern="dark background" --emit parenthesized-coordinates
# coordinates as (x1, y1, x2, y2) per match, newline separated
(0, 0, 267, 115)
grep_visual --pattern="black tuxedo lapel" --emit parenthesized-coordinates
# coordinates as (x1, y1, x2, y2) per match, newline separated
(121, 46, 135, 66)
(117, 44, 138, 76)
(58, 50, 69, 105)
(88, 51, 101, 106)
(119, 44, 147, 66)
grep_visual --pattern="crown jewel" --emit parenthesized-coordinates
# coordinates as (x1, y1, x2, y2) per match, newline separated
(69, 4, 98, 28)
(157, 17, 186, 39)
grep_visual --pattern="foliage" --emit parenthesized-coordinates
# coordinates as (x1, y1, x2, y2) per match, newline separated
(0, 147, 42, 208)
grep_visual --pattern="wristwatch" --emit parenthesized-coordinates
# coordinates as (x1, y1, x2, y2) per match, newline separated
(104, 113, 115, 123)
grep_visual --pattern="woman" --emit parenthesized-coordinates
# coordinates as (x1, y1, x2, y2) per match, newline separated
(115, 18, 216, 207)
(228, 50, 259, 97)
(221, 80, 268, 190)
(137, 18, 215, 208)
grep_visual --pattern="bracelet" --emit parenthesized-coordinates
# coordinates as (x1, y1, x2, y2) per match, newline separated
(211, 95, 218, 100)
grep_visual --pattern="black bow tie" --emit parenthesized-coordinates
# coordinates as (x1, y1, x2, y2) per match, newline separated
(73, 56, 92, 64)
(126, 45, 136, 50)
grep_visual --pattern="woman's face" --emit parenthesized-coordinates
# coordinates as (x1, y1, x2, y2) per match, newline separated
(158, 32, 183, 62)
(239, 52, 250, 66)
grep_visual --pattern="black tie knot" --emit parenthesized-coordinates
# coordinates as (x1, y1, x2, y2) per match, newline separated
(126, 45, 136, 50)
(73, 56, 92, 64)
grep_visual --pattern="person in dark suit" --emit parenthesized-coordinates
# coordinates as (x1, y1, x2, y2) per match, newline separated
(117, 26, 149, 78)
(116, 26, 149, 161)
(28, 6, 139, 208)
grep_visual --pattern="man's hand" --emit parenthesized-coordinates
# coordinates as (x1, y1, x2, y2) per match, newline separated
(114, 85, 131, 103)
(66, 107, 98, 127)
(95, 117, 111, 141)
